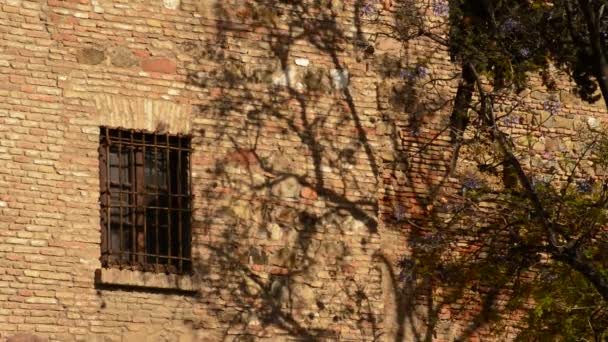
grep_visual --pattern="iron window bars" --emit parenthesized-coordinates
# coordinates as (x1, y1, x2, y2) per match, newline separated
(99, 127, 192, 274)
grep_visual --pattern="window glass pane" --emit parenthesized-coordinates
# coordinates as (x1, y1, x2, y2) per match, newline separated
(100, 127, 192, 273)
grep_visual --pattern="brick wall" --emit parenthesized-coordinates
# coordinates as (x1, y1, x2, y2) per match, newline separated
(0, 0, 386, 340)
(1, 0, 604, 341)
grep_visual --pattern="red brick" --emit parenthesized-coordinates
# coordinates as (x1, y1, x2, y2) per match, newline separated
(132, 49, 150, 58)
(226, 149, 258, 166)
(140, 57, 176, 74)
(300, 186, 318, 200)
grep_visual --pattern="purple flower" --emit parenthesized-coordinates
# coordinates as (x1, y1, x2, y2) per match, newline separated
(400, 64, 429, 80)
(361, 0, 377, 16)
(500, 115, 519, 126)
(519, 47, 530, 58)
(400, 69, 415, 80)
(462, 175, 482, 191)
(432, 0, 449, 17)
(501, 18, 519, 33)
(411, 232, 445, 253)
(415, 65, 428, 78)
(543, 98, 561, 116)
(576, 178, 594, 193)
(394, 203, 406, 220)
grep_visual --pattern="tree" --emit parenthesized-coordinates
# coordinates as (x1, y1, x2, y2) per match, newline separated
(440, 0, 608, 338)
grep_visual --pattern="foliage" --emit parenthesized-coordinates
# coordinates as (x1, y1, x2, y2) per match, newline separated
(445, 0, 608, 339)
(516, 263, 608, 341)
(449, 0, 607, 101)
(449, 0, 552, 91)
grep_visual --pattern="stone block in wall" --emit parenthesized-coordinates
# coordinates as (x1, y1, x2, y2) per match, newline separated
(76, 48, 106, 65)
(163, 0, 180, 9)
(374, 37, 404, 54)
(330, 69, 349, 90)
(108, 46, 138, 68)
(544, 115, 575, 130)
(271, 178, 302, 198)
(95, 268, 198, 291)
(93, 94, 191, 134)
(7, 334, 47, 342)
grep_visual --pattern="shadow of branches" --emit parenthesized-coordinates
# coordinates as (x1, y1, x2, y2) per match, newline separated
(177, 0, 559, 340)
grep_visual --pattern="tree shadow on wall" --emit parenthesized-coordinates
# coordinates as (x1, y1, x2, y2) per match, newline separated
(181, 0, 537, 341)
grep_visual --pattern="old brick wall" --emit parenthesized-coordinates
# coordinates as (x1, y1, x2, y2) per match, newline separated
(2, 0, 603, 341)
(0, 0, 386, 341)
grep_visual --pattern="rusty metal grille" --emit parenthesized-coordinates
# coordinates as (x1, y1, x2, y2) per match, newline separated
(99, 127, 192, 274)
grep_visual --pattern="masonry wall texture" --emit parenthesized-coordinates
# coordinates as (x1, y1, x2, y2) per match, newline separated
(0, 0, 606, 341)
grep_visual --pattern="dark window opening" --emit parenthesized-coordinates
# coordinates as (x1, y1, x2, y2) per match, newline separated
(99, 127, 192, 274)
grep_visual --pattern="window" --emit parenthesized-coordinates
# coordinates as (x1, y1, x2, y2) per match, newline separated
(99, 127, 192, 274)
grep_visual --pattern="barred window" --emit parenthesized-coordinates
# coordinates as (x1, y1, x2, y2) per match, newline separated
(99, 127, 192, 274)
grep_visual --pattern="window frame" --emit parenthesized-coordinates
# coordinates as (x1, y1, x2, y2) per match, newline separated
(98, 126, 193, 275)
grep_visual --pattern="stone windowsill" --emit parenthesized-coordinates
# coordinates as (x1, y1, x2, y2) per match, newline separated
(95, 268, 198, 292)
